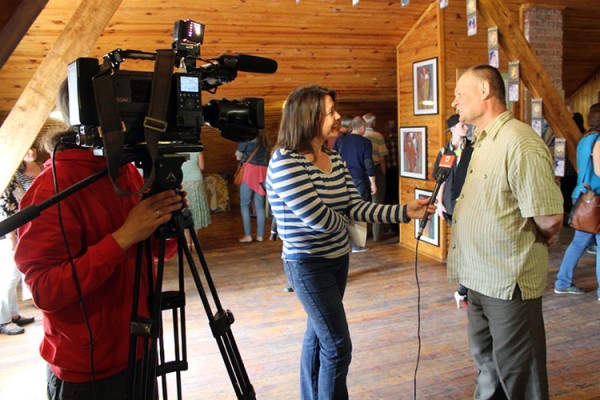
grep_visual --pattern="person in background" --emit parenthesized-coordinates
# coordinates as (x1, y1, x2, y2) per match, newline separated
(0, 146, 42, 335)
(448, 65, 563, 400)
(384, 120, 399, 234)
(334, 116, 377, 252)
(431, 114, 473, 308)
(181, 150, 211, 248)
(362, 112, 388, 241)
(235, 131, 270, 243)
(267, 84, 435, 400)
(554, 103, 600, 299)
(15, 129, 183, 399)
(327, 116, 350, 148)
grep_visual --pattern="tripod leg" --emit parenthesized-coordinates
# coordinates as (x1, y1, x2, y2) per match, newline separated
(185, 225, 256, 399)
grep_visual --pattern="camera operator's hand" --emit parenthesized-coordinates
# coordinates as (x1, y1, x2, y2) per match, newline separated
(112, 190, 183, 251)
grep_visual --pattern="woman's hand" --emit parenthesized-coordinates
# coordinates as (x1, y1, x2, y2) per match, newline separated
(406, 197, 437, 220)
(112, 190, 183, 251)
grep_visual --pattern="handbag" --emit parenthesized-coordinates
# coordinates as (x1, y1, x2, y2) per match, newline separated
(569, 133, 600, 233)
(569, 184, 600, 233)
(233, 145, 260, 186)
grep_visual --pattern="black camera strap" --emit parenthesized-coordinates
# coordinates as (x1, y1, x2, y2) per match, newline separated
(93, 49, 176, 195)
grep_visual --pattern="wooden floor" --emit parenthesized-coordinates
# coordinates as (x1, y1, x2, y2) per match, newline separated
(2, 212, 600, 399)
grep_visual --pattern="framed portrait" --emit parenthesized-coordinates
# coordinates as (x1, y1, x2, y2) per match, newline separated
(467, 13, 477, 36)
(487, 27, 498, 49)
(488, 48, 499, 68)
(531, 98, 543, 119)
(399, 126, 427, 180)
(414, 188, 439, 246)
(508, 61, 520, 82)
(413, 58, 438, 115)
(508, 82, 519, 102)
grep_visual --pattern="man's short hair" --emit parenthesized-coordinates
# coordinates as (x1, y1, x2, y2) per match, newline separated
(363, 113, 376, 127)
(467, 65, 506, 106)
(341, 116, 352, 129)
(351, 116, 365, 131)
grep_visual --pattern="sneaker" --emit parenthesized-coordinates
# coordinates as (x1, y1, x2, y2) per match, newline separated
(256, 236, 263, 242)
(0, 323, 24, 335)
(454, 291, 467, 308)
(239, 235, 253, 243)
(553, 285, 585, 295)
(586, 244, 597, 255)
(351, 245, 368, 253)
(283, 283, 294, 293)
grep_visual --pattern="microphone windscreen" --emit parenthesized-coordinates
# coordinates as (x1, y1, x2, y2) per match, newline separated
(233, 53, 278, 74)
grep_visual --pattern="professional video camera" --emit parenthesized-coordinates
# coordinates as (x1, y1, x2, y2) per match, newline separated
(67, 19, 277, 148)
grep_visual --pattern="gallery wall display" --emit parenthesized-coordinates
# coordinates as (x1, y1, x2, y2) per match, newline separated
(414, 188, 439, 246)
(399, 126, 427, 180)
(413, 58, 438, 115)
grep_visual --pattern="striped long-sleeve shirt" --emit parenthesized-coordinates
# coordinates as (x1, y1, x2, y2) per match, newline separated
(267, 148, 407, 260)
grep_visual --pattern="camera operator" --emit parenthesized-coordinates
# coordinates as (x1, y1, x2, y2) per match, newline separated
(14, 128, 183, 400)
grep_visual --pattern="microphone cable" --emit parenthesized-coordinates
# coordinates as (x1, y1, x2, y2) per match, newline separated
(413, 235, 423, 400)
(51, 139, 97, 397)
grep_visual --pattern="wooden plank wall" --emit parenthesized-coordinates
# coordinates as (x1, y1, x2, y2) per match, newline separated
(569, 69, 600, 121)
(396, 3, 443, 261)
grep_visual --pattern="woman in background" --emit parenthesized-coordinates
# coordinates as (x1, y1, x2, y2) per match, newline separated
(0, 146, 41, 335)
(236, 131, 270, 243)
(181, 151, 211, 248)
(267, 84, 434, 399)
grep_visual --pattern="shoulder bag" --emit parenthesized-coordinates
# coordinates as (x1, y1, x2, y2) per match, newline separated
(233, 145, 260, 186)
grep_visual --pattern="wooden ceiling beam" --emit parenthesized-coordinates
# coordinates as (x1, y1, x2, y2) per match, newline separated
(0, 0, 123, 193)
(478, 0, 581, 169)
(0, 0, 48, 71)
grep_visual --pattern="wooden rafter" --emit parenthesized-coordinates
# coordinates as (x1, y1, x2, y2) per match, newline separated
(0, 0, 123, 193)
(478, 0, 581, 169)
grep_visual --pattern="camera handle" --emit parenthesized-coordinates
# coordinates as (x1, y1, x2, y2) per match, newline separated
(127, 207, 256, 400)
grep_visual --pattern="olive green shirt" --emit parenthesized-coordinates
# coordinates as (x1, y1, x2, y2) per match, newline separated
(447, 111, 563, 300)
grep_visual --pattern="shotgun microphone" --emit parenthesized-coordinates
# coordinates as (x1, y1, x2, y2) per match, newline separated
(417, 154, 456, 238)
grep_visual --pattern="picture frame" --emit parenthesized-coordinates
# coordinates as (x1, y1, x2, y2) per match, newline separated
(413, 58, 438, 115)
(399, 126, 427, 180)
(414, 188, 439, 246)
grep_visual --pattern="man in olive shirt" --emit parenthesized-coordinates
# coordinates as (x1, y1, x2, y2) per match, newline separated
(448, 65, 563, 400)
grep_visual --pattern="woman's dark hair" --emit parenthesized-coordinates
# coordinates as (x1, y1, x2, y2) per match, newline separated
(589, 103, 600, 131)
(276, 84, 336, 156)
(573, 112, 586, 134)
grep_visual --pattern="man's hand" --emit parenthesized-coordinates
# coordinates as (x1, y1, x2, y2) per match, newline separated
(112, 190, 183, 251)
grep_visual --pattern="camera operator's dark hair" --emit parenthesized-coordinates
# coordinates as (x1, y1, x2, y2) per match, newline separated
(276, 84, 336, 156)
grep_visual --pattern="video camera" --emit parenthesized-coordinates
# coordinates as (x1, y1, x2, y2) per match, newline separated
(67, 19, 277, 148)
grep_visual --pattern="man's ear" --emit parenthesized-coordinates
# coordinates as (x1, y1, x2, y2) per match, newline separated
(479, 81, 492, 100)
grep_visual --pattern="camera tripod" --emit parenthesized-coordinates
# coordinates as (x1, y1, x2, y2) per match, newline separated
(126, 204, 255, 400)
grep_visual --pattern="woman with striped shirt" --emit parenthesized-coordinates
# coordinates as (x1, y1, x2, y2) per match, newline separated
(266, 84, 434, 400)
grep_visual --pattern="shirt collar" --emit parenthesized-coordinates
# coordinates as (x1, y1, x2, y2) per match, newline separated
(475, 111, 513, 142)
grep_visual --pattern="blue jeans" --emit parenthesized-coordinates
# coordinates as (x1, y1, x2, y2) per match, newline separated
(555, 229, 600, 297)
(239, 183, 265, 237)
(283, 255, 352, 400)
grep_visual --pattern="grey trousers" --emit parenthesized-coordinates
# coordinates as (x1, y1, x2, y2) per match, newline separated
(467, 287, 549, 400)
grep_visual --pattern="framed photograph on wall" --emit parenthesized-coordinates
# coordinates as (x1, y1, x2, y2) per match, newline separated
(399, 126, 427, 180)
(414, 188, 439, 246)
(413, 58, 438, 115)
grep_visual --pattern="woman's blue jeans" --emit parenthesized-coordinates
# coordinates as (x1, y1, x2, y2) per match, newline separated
(555, 229, 600, 297)
(283, 254, 352, 400)
(239, 183, 265, 237)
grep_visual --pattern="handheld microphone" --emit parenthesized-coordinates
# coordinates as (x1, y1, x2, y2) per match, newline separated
(217, 53, 278, 74)
(417, 154, 456, 238)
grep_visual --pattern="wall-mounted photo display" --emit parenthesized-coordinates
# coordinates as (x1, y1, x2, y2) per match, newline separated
(400, 126, 427, 180)
(467, 0, 477, 36)
(414, 188, 439, 246)
(413, 58, 438, 115)
(440, 0, 448, 9)
(488, 27, 499, 68)
(508, 61, 520, 102)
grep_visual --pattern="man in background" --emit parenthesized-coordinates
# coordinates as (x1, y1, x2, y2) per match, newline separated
(334, 116, 377, 252)
(363, 113, 388, 241)
(448, 65, 563, 400)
